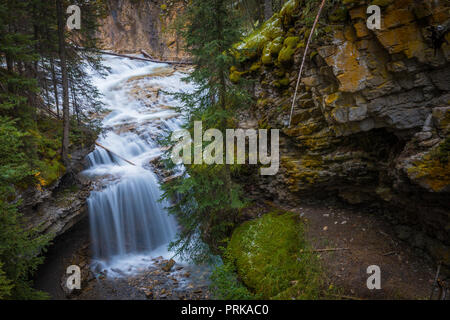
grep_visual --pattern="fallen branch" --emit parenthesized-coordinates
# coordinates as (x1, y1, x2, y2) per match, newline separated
(141, 50, 154, 59)
(288, 0, 326, 127)
(311, 248, 349, 253)
(430, 262, 442, 300)
(95, 142, 136, 166)
(97, 50, 193, 65)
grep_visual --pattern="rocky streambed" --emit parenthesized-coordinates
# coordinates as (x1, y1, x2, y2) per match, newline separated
(34, 55, 212, 300)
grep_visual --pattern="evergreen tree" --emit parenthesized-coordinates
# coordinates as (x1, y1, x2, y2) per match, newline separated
(162, 0, 252, 262)
(0, 0, 106, 298)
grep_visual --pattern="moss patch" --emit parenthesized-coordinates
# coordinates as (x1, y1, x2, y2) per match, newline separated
(227, 210, 329, 299)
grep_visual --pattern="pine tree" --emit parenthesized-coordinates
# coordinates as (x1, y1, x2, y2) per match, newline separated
(162, 0, 252, 262)
(0, 0, 106, 299)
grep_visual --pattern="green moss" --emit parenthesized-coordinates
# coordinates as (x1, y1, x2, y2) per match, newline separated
(277, 46, 296, 64)
(407, 140, 450, 192)
(437, 137, 450, 164)
(274, 77, 290, 88)
(269, 37, 284, 55)
(279, 0, 299, 26)
(235, 14, 283, 59)
(261, 45, 273, 65)
(328, 7, 348, 23)
(227, 210, 328, 299)
(230, 70, 243, 83)
(370, 0, 393, 7)
(283, 36, 299, 48)
(249, 61, 262, 72)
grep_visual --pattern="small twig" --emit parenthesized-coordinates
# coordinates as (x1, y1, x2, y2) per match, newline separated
(430, 262, 442, 300)
(382, 251, 396, 256)
(309, 248, 350, 253)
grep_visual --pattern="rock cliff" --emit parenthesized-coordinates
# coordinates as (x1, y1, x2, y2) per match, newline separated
(21, 142, 95, 238)
(232, 0, 450, 266)
(97, 0, 189, 60)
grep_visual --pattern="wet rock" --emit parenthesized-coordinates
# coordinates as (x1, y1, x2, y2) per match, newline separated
(162, 259, 176, 272)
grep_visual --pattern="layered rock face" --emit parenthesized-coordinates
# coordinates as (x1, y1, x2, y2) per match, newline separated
(21, 144, 95, 238)
(233, 0, 449, 266)
(97, 0, 189, 60)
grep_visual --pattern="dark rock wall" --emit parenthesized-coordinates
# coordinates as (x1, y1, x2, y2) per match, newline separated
(232, 0, 450, 266)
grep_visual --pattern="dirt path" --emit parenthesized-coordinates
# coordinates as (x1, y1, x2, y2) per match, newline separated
(282, 202, 437, 299)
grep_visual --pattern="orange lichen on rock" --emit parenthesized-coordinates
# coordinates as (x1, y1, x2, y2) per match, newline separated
(325, 39, 371, 93)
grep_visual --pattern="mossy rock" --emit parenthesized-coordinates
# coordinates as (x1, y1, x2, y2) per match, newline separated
(269, 37, 284, 55)
(274, 77, 290, 88)
(235, 14, 283, 59)
(280, 0, 300, 27)
(328, 7, 348, 23)
(278, 46, 296, 64)
(283, 36, 299, 48)
(249, 61, 262, 72)
(370, 0, 394, 7)
(227, 211, 326, 299)
(230, 70, 244, 83)
(261, 45, 273, 65)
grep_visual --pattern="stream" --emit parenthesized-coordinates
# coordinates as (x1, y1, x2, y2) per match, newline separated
(35, 55, 212, 300)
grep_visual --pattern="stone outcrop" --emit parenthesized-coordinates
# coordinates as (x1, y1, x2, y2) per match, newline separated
(21, 144, 95, 238)
(233, 0, 450, 266)
(97, 0, 189, 60)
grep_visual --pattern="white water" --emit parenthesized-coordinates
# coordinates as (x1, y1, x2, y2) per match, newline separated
(84, 56, 193, 276)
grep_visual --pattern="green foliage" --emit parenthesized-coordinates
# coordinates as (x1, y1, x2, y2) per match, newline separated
(210, 259, 256, 300)
(0, 201, 51, 299)
(436, 137, 450, 164)
(227, 210, 330, 299)
(0, 0, 105, 299)
(0, 117, 52, 299)
(0, 262, 14, 299)
(161, 0, 252, 262)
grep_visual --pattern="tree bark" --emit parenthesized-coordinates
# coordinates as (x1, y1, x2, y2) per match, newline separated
(56, 0, 70, 167)
(50, 57, 60, 118)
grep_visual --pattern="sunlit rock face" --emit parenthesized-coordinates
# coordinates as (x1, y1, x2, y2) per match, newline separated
(232, 0, 449, 266)
(97, 0, 189, 60)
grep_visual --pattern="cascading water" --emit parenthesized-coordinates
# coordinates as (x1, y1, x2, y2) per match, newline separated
(84, 55, 193, 275)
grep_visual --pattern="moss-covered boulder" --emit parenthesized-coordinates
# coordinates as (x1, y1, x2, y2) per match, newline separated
(227, 210, 326, 299)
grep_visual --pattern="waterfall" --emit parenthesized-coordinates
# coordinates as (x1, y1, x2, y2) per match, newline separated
(84, 55, 192, 275)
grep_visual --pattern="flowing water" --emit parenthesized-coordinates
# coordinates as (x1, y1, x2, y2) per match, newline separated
(83, 55, 193, 277)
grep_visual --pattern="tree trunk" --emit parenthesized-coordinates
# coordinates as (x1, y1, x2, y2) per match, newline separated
(50, 58, 60, 118)
(264, 0, 273, 21)
(56, 0, 70, 167)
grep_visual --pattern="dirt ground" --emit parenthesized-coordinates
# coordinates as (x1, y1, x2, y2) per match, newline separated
(280, 202, 439, 300)
(35, 201, 444, 300)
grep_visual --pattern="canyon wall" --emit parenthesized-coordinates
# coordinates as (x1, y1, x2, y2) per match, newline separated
(232, 0, 449, 266)
(21, 142, 95, 238)
(97, 0, 189, 60)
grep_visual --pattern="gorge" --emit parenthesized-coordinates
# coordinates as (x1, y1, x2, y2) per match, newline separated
(8, 0, 449, 300)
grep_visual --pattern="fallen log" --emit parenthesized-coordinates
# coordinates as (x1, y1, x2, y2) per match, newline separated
(95, 142, 136, 166)
(97, 50, 193, 65)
